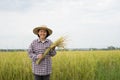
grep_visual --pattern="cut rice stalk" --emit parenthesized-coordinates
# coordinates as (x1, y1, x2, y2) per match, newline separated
(36, 36, 66, 64)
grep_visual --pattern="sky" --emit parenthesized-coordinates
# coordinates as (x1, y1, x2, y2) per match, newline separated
(0, 0, 120, 49)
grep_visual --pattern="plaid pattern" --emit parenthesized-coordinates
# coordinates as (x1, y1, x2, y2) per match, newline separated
(27, 38, 56, 75)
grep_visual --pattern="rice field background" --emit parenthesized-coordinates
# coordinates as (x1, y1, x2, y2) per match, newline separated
(0, 50, 120, 80)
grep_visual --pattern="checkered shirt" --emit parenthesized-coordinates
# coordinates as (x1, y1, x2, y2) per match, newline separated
(27, 38, 56, 76)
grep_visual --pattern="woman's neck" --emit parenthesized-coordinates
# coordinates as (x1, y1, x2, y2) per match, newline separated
(40, 38, 45, 41)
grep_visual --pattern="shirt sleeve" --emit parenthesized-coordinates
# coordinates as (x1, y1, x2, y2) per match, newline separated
(27, 43, 38, 62)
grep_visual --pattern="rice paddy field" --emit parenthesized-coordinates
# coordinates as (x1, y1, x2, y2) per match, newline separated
(0, 50, 120, 80)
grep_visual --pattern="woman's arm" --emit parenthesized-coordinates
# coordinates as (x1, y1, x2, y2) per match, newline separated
(27, 43, 38, 62)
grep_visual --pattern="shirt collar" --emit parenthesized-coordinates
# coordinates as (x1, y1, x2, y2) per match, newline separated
(37, 38, 49, 43)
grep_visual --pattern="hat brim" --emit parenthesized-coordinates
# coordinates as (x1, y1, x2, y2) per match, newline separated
(33, 26, 52, 36)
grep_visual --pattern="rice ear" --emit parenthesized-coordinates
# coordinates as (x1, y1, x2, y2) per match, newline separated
(36, 36, 66, 64)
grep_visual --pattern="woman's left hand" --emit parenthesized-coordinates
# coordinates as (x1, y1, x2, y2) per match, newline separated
(52, 46, 56, 50)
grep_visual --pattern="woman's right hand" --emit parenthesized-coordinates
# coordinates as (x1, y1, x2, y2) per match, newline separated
(37, 54, 43, 59)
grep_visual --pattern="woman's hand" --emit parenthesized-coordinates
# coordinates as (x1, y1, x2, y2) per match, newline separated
(49, 46, 56, 53)
(37, 54, 43, 59)
(52, 46, 56, 50)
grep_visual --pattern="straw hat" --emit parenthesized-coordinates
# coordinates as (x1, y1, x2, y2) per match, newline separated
(33, 25, 52, 36)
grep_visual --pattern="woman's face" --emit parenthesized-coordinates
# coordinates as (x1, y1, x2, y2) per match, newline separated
(38, 29, 47, 39)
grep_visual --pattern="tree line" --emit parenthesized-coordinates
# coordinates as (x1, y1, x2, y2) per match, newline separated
(0, 46, 120, 52)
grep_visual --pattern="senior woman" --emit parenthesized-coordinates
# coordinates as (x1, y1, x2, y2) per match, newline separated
(27, 25, 56, 80)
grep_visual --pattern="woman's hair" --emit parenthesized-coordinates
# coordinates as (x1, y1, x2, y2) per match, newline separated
(37, 29, 49, 38)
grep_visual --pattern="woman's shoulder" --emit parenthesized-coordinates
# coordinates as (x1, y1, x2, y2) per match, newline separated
(46, 39, 52, 43)
(28, 39, 38, 47)
(31, 39, 39, 44)
(33, 38, 38, 42)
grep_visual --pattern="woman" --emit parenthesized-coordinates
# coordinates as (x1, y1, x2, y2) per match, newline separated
(28, 25, 56, 80)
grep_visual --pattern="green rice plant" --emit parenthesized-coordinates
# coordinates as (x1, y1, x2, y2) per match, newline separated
(0, 50, 120, 80)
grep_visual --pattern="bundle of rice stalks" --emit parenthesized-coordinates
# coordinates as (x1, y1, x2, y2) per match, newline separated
(36, 36, 66, 64)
